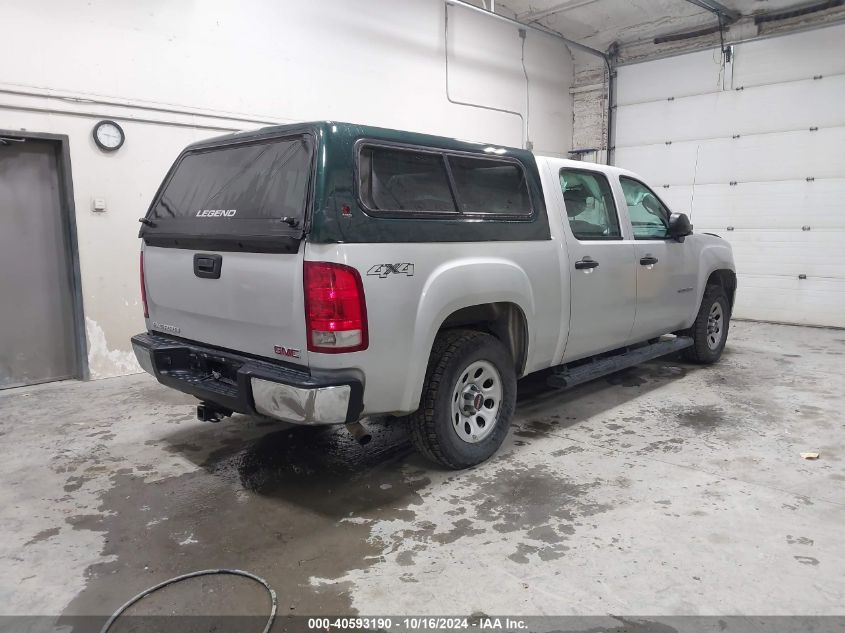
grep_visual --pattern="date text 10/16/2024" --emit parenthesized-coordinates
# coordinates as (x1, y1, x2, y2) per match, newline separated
(307, 618, 528, 631)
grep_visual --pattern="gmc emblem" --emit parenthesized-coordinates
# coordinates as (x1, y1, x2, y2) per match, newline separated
(274, 345, 301, 359)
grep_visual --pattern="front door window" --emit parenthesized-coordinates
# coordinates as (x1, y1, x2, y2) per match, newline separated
(620, 176, 670, 240)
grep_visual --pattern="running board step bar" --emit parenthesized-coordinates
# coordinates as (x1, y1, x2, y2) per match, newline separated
(547, 336, 694, 390)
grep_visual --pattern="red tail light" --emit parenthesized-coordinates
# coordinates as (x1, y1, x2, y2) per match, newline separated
(304, 261, 368, 353)
(140, 251, 149, 318)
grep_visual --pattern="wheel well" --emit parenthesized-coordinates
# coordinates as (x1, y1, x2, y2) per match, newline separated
(438, 302, 528, 376)
(707, 269, 737, 310)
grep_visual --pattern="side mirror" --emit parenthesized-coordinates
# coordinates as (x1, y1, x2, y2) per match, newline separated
(668, 212, 693, 242)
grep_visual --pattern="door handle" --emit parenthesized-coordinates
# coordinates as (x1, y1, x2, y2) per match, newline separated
(194, 253, 222, 279)
(575, 258, 599, 270)
(639, 256, 659, 266)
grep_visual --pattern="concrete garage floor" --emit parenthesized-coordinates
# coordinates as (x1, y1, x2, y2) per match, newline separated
(1, 321, 844, 623)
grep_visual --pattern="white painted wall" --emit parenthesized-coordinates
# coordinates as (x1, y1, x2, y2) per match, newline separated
(0, 0, 574, 379)
(614, 23, 845, 328)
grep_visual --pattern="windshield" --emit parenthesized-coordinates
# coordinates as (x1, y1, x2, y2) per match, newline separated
(150, 135, 313, 223)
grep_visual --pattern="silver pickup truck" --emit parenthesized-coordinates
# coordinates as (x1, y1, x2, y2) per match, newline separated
(132, 121, 736, 469)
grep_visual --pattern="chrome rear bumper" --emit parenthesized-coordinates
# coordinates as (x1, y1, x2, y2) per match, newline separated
(250, 379, 351, 425)
(131, 332, 362, 425)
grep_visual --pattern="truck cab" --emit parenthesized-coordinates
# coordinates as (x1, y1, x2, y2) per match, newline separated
(132, 121, 736, 469)
(539, 157, 732, 364)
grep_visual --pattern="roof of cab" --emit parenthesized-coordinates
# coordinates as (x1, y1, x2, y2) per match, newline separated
(535, 155, 647, 183)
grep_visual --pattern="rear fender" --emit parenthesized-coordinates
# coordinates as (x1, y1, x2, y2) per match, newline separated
(400, 258, 535, 412)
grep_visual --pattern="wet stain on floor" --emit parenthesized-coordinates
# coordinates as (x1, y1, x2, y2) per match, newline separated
(640, 437, 686, 454)
(513, 419, 559, 439)
(60, 419, 425, 624)
(24, 527, 60, 546)
(676, 405, 729, 431)
(606, 370, 648, 387)
(456, 463, 613, 562)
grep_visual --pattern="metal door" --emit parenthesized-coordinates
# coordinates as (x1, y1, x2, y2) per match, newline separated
(0, 139, 78, 388)
(614, 23, 845, 327)
(618, 175, 698, 341)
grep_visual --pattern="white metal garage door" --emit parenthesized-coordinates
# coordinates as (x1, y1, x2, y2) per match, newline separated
(614, 24, 845, 328)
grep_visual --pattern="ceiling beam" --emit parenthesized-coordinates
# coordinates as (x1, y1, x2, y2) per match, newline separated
(445, 0, 609, 58)
(684, 0, 741, 23)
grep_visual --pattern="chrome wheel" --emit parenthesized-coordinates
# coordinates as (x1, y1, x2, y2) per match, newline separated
(706, 301, 724, 350)
(450, 359, 502, 444)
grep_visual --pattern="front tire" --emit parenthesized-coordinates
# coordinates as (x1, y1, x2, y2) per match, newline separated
(409, 330, 516, 469)
(683, 284, 730, 364)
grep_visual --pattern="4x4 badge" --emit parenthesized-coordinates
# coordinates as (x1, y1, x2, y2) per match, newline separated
(367, 263, 414, 278)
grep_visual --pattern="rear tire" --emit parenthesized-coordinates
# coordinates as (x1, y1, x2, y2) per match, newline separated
(682, 284, 730, 364)
(409, 329, 516, 469)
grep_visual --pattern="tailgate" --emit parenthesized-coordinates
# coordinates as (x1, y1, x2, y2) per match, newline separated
(143, 245, 308, 366)
(140, 132, 314, 367)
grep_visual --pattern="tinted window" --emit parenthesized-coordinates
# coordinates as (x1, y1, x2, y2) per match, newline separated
(359, 146, 456, 213)
(151, 136, 312, 222)
(559, 169, 621, 240)
(620, 177, 670, 239)
(448, 156, 531, 216)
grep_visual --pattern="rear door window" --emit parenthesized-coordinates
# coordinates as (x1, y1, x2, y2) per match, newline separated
(150, 135, 313, 224)
(559, 169, 621, 240)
